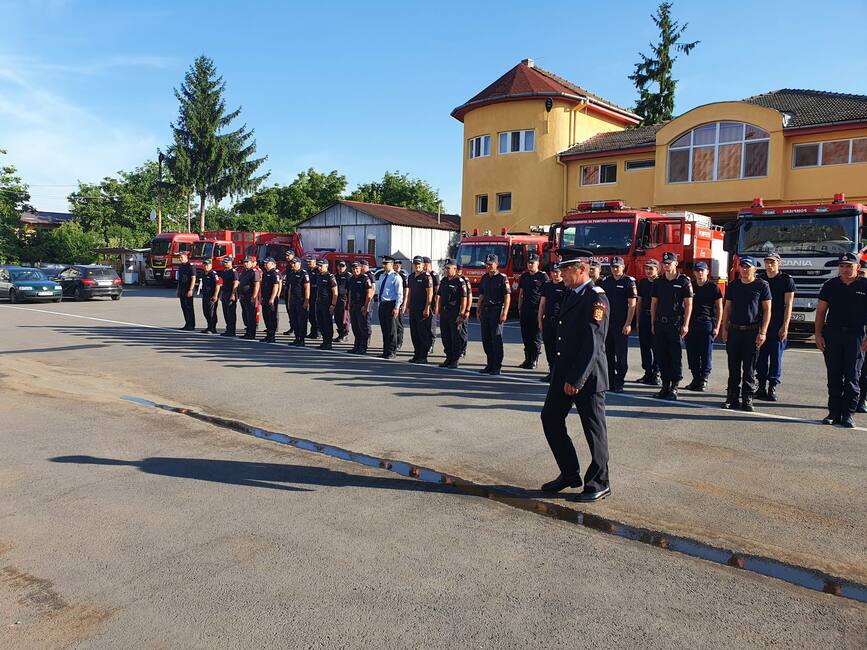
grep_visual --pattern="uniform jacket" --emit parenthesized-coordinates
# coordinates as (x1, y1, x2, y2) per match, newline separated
(554, 283, 610, 393)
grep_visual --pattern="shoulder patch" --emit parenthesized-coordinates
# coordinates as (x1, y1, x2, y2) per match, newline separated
(592, 286, 605, 293)
(592, 301, 606, 321)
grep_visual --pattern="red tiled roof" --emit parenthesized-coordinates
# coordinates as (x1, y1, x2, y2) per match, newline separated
(743, 89, 867, 129)
(451, 59, 640, 124)
(336, 200, 460, 231)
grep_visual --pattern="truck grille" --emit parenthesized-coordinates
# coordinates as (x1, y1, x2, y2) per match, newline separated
(787, 269, 834, 299)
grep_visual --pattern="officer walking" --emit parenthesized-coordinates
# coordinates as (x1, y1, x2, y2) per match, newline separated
(424, 257, 440, 355)
(815, 252, 867, 428)
(435, 259, 468, 368)
(347, 261, 374, 354)
(238, 256, 262, 339)
(755, 253, 796, 401)
(199, 258, 220, 334)
(635, 260, 661, 385)
(517, 253, 549, 369)
(287, 257, 310, 347)
(260, 257, 281, 343)
(305, 255, 320, 339)
(685, 261, 722, 391)
(376, 255, 404, 359)
(282, 249, 295, 336)
(315, 259, 338, 350)
(720, 256, 771, 412)
(408, 256, 434, 363)
(540, 247, 611, 503)
(333, 260, 351, 342)
(477, 254, 511, 375)
(650, 252, 693, 400)
(599, 256, 637, 392)
(176, 251, 197, 330)
(538, 263, 567, 383)
(393, 259, 409, 351)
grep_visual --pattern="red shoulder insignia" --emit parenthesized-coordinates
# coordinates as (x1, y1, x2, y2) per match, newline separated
(592, 301, 606, 321)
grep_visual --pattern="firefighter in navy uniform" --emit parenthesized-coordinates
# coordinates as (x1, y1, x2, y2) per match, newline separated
(315, 259, 338, 350)
(219, 256, 239, 337)
(517, 253, 549, 369)
(407, 256, 434, 363)
(435, 259, 468, 368)
(259, 257, 282, 343)
(176, 251, 197, 330)
(815, 252, 867, 428)
(756, 252, 796, 401)
(424, 257, 440, 355)
(457, 265, 472, 358)
(599, 256, 637, 392)
(588, 260, 602, 285)
(333, 260, 351, 342)
(282, 249, 296, 335)
(393, 259, 409, 351)
(238, 255, 262, 339)
(650, 252, 693, 400)
(476, 254, 511, 375)
(538, 263, 567, 383)
(305, 255, 320, 339)
(347, 261, 374, 354)
(635, 260, 661, 385)
(199, 258, 220, 334)
(540, 247, 611, 503)
(685, 261, 722, 391)
(859, 265, 867, 414)
(287, 257, 310, 347)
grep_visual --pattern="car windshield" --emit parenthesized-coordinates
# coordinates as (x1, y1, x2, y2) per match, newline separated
(560, 221, 634, 254)
(457, 244, 509, 269)
(151, 239, 171, 255)
(10, 269, 47, 281)
(739, 215, 858, 257)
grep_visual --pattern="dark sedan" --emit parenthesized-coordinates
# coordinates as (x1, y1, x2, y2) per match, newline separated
(55, 265, 123, 301)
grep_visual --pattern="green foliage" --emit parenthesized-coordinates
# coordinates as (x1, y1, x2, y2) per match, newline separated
(0, 149, 33, 263)
(629, 2, 699, 126)
(39, 221, 101, 264)
(347, 171, 442, 213)
(170, 55, 268, 232)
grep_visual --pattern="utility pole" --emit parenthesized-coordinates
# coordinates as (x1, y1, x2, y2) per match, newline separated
(157, 149, 165, 235)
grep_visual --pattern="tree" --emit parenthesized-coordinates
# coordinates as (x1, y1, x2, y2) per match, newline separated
(40, 221, 101, 264)
(629, 2, 699, 126)
(170, 55, 268, 233)
(348, 171, 442, 213)
(0, 149, 33, 263)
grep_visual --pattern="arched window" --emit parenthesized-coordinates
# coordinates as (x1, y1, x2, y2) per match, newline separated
(668, 122, 769, 183)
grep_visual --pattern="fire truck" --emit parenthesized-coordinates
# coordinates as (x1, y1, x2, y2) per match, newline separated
(251, 233, 376, 274)
(455, 228, 550, 300)
(147, 232, 201, 283)
(723, 194, 866, 332)
(189, 230, 259, 277)
(549, 200, 727, 282)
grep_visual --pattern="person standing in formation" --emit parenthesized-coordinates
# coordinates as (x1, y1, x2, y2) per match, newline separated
(650, 252, 693, 400)
(238, 256, 262, 340)
(176, 251, 197, 330)
(315, 259, 338, 350)
(305, 255, 320, 339)
(393, 259, 409, 352)
(599, 257, 636, 393)
(516, 253, 549, 370)
(635, 260, 661, 385)
(377, 255, 404, 359)
(424, 257, 440, 355)
(685, 261, 722, 391)
(457, 265, 472, 359)
(333, 260, 351, 343)
(435, 259, 469, 368)
(587, 260, 602, 284)
(756, 253, 795, 402)
(538, 263, 567, 383)
(287, 257, 310, 347)
(219, 256, 239, 337)
(199, 258, 220, 334)
(347, 261, 374, 354)
(476, 254, 511, 375)
(259, 257, 282, 343)
(282, 249, 295, 336)
(408, 256, 434, 364)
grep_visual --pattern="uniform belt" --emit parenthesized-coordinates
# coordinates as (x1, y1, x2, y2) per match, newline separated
(827, 325, 865, 333)
(730, 323, 759, 331)
(483, 303, 503, 308)
(657, 316, 681, 325)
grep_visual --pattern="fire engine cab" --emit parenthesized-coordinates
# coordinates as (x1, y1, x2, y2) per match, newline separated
(456, 228, 550, 298)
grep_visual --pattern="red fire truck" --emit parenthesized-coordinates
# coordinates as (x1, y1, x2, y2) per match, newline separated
(252, 233, 376, 274)
(456, 228, 550, 299)
(188, 230, 260, 277)
(147, 232, 201, 283)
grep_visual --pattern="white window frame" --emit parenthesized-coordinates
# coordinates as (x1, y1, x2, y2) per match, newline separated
(580, 163, 618, 186)
(793, 138, 867, 169)
(498, 130, 535, 154)
(496, 192, 512, 213)
(667, 121, 770, 183)
(625, 159, 655, 171)
(475, 194, 489, 214)
(792, 143, 821, 168)
(468, 135, 491, 160)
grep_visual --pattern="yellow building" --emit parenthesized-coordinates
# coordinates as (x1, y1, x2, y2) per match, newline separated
(454, 60, 867, 230)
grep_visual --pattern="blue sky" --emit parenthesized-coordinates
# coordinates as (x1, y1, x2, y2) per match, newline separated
(1, 0, 865, 213)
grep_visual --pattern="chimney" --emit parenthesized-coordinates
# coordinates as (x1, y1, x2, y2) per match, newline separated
(522, 58, 534, 68)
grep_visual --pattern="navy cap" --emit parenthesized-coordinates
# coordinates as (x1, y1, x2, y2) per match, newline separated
(285, 249, 295, 258)
(222, 256, 233, 264)
(336, 260, 347, 267)
(412, 256, 424, 264)
(443, 258, 457, 267)
(263, 256, 275, 264)
(551, 262, 561, 271)
(422, 256, 432, 264)
(393, 259, 403, 265)
(360, 259, 370, 266)
(555, 247, 591, 268)
(589, 260, 602, 269)
(662, 252, 678, 264)
(305, 254, 316, 261)
(350, 261, 361, 268)
(763, 252, 781, 261)
(290, 256, 302, 264)
(381, 255, 395, 262)
(528, 253, 540, 262)
(838, 252, 859, 264)
(694, 261, 709, 271)
(484, 253, 498, 264)
(643, 259, 660, 268)
(738, 256, 757, 268)
(243, 255, 256, 262)
(317, 259, 328, 266)
(610, 256, 625, 267)
(202, 258, 212, 265)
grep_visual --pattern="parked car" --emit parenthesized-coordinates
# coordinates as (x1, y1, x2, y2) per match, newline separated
(0, 266, 63, 303)
(53, 265, 123, 301)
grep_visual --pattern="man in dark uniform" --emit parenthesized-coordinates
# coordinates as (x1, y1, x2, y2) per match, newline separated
(348, 261, 374, 354)
(517, 253, 549, 369)
(199, 258, 220, 334)
(599, 256, 636, 392)
(219, 256, 239, 337)
(176, 251, 197, 330)
(393, 259, 409, 351)
(457, 265, 472, 359)
(858, 265, 867, 414)
(282, 249, 295, 336)
(635, 259, 661, 385)
(408, 256, 434, 363)
(540, 247, 611, 503)
(721, 256, 771, 411)
(685, 261, 722, 391)
(376, 255, 404, 359)
(259, 256, 281, 343)
(756, 253, 796, 401)
(315, 259, 338, 350)
(435, 259, 468, 368)
(238, 255, 262, 339)
(588, 259, 602, 285)
(476, 254, 511, 375)
(333, 260, 351, 342)
(815, 252, 867, 428)
(538, 263, 567, 383)
(305, 254, 320, 339)
(287, 257, 310, 346)
(424, 257, 440, 355)
(650, 252, 693, 400)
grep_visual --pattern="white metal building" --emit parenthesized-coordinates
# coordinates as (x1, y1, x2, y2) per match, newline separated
(296, 200, 460, 265)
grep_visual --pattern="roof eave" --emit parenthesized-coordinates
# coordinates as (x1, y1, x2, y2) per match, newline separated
(451, 93, 639, 125)
(559, 144, 656, 162)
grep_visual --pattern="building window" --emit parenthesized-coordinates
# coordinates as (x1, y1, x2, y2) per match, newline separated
(367, 236, 376, 256)
(667, 121, 769, 183)
(496, 192, 512, 212)
(581, 163, 617, 186)
(468, 135, 490, 159)
(794, 138, 867, 168)
(625, 159, 655, 170)
(346, 237, 356, 254)
(475, 194, 489, 214)
(498, 130, 535, 154)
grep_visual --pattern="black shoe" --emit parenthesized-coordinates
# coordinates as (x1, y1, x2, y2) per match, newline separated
(569, 487, 611, 503)
(857, 400, 867, 414)
(821, 414, 840, 425)
(665, 385, 679, 401)
(841, 416, 855, 429)
(541, 473, 582, 493)
(415, 357, 428, 364)
(438, 360, 451, 368)
(541, 373, 551, 383)
(654, 382, 669, 399)
(685, 377, 701, 391)
(220, 332, 232, 337)
(334, 335, 346, 343)
(722, 397, 741, 410)
(180, 326, 196, 331)
(697, 378, 708, 392)
(308, 332, 319, 339)
(528, 359, 538, 370)
(741, 399, 755, 412)
(243, 334, 256, 340)
(755, 383, 768, 400)
(611, 384, 624, 393)
(635, 372, 650, 384)
(479, 367, 492, 374)
(518, 359, 530, 369)
(648, 373, 662, 386)
(408, 356, 419, 363)
(766, 384, 778, 402)
(283, 329, 293, 335)
(200, 328, 211, 334)
(488, 369, 501, 376)
(446, 362, 459, 369)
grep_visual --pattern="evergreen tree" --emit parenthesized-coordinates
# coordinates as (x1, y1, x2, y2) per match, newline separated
(629, 2, 699, 125)
(170, 55, 268, 233)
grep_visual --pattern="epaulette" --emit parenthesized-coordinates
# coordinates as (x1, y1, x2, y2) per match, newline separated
(592, 285, 605, 293)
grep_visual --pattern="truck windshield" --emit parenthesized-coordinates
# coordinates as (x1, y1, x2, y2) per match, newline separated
(457, 244, 509, 269)
(150, 239, 171, 256)
(191, 241, 213, 258)
(739, 215, 858, 257)
(560, 221, 633, 254)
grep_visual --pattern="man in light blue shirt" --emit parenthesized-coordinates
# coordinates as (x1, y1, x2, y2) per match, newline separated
(377, 255, 404, 358)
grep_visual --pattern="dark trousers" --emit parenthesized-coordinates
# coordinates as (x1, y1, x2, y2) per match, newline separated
(350, 306, 371, 352)
(638, 311, 657, 374)
(757, 320, 786, 385)
(440, 311, 461, 362)
(686, 319, 714, 379)
(726, 328, 760, 399)
(860, 350, 867, 403)
(221, 297, 237, 335)
(479, 307, 504, 371)
(823, 326, 865, 418)
(605, 323, 628, 388)
(379, 300, 398, 356)
(262, 300, 278, 336)
(542, 320, 557, 372)
(289, 299, 308, 342)
(335, 296, 349, 338)
(459, 319, 468, 357)
(409, 310, 432, 359)
(201, 297, 218, 332)
(541, 387, 609, 492)
(520, 307, 542, 362)
(396, 310, 405, 349)
(283, 295, 293, 332)
(429, 310, 437, 351)
(316, 302, 334, 344)
(653, 321, 683, 384)
(308, 296, 319, 337)
(179, 296, 195, 329)
(240, 296, 257, 336)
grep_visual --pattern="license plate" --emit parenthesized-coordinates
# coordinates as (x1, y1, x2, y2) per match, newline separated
(98, 281, 111, 286)
(38, 291, 53, 296)
(790, 312, 806, 321)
